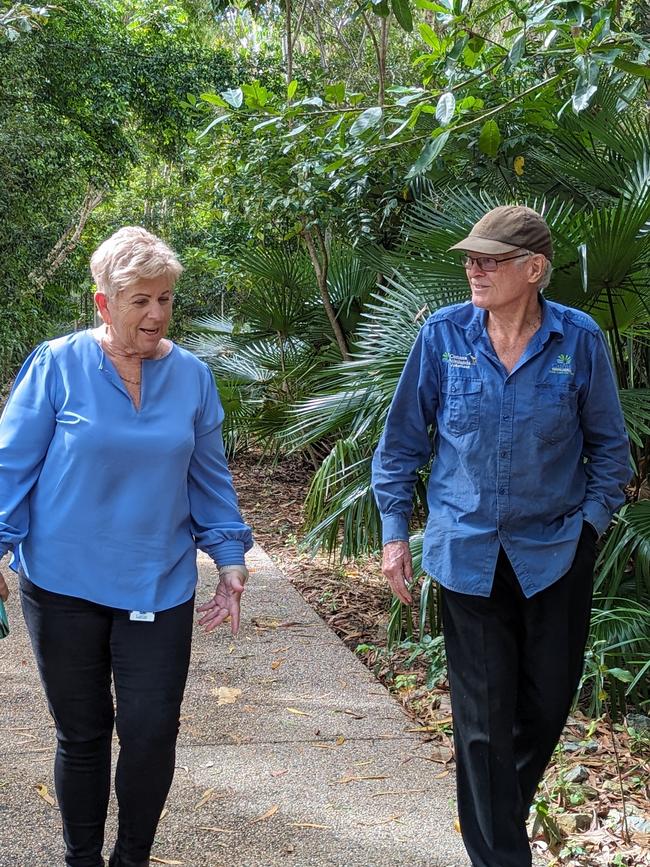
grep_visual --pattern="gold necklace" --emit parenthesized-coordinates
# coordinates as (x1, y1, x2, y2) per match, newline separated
(101, 338, 141, 386)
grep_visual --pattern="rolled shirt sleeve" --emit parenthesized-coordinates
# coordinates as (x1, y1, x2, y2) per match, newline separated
(188, 364, 253, 566)
(0, 344, 58, 561)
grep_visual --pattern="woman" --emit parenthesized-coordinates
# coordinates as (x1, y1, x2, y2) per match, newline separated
(0, 226, 253, 867)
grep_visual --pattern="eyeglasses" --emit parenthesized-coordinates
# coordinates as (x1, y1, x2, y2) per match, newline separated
(461, 252, 530, 271)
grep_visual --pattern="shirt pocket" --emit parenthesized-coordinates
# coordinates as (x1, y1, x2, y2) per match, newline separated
(533, 382, 579, 445)
(441, 377, 482, 436)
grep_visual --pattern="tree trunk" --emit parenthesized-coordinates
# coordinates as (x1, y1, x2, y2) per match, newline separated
(285, 0, 293, 85)
(302, 227, 351, 361)
(29, 184, 104, 292)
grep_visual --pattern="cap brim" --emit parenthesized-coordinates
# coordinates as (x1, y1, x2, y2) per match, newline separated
(448, 236, 520, 255)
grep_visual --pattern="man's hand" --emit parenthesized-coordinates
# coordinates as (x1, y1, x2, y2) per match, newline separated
(0, 570, 9, 602)
(381, 540, 413, 604)
(196, 569, 246, 635)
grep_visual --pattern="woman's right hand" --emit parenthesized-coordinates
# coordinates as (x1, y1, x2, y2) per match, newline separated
(0, 570, 9, 602)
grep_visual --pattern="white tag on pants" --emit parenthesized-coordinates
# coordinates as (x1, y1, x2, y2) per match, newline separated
(129, 610, 155, 622)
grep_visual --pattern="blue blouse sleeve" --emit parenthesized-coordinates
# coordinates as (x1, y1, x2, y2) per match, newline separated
(0, 343, 59, 559)
(188, 363, 253, 566)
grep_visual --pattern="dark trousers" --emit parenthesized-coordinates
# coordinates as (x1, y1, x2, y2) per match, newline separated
(441, 526, 596, 867)
(20, 574, 194, 867)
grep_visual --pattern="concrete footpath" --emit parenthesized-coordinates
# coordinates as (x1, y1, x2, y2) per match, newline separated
(0, 546, 469, 867)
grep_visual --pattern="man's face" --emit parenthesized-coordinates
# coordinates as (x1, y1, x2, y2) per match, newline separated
(463, 251, 542, 312)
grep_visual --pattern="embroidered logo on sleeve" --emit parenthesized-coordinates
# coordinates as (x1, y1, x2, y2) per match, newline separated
(550, 354, 574, 375)
(442, 351, 477, 369)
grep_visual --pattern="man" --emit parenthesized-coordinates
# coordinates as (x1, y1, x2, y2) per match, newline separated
(371, 205, 630, 867)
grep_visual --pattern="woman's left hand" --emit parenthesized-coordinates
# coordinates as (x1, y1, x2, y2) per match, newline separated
(196, 569, 246, 635)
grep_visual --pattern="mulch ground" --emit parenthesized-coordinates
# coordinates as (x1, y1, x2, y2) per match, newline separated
(232, 450, 650, 867)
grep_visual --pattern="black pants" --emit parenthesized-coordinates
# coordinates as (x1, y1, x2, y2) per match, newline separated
(441, 526, 596, 867)
(20, 574, 194, 867)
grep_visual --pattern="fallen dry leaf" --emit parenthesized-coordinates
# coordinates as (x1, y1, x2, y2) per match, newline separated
(195, 788, 216, 810)
(270, 769, 289, 778)
(335, 735, 345, 746)
(454, 817, 461, 833)
(252, 805, 279, 823)
(333, 774, 389, 784)
(211, 687, 242, 705)
(271, 658, 285, 670)
(340, 709, 365, 720)
(160, 808, 169, 821)
(287, 707, 310, 717)
(35, 783, 56, 807)
(150, 859, 183, 865)
(372, 789, 426, 798)
(289, 822, 331, 829)
(358, 813, 403, 827)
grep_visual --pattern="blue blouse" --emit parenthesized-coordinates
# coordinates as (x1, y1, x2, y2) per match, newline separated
(0, 330, 253, 611)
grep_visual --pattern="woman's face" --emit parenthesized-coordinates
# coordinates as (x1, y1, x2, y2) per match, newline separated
(97, 276, 174, 357)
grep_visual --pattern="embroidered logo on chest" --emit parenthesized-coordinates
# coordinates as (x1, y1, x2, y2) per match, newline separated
(549, 353, 574, 376)
(442, 351, 477, 369)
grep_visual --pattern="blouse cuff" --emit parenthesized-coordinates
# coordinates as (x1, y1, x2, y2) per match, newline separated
(206, 539, 246, 568)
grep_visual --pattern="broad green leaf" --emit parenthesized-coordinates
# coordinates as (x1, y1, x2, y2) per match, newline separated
(478, 119, 501, 157)
(221, 88, 243, 109)
(572, 56, 599, 112)
(197, 114, 230, 140)
(285, 123, 308, 138)
(325, 82, 346, 104)
(297, 96, 324, 107)
(614, 58, 650, 79)
(350, 106, 383, 137)
(200, 92, 228, 108)
(391, 0, 414, 32)
(324, 157, 347, 172)
(413, 0, 449, 10)
(607, 667, 634, 683)
(253, 117, 282, 132)
(507, 32, 525, 68)
(419, 23, 439, 51)
(287, 79, 298, 100)
(371, 0, 391, 15)
(435, 91, 455, 126)
(406, 130, 450, 178)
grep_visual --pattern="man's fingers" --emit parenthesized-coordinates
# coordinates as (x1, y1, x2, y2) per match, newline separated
(229, 602, 240, 636)
(386, 574, 412, 605)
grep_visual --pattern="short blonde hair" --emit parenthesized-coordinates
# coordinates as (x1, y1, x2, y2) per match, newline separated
(90, 226, 183, 299)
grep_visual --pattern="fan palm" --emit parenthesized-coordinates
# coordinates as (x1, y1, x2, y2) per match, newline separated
(284, 105, 650, 712)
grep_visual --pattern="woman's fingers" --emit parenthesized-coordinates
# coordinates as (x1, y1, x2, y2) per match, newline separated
(0, 571, 9, 602)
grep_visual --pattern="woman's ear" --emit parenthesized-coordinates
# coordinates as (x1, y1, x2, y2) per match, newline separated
(94, 292, 111, 324)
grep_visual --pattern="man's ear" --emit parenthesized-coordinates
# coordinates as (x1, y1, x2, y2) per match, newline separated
(94, 292, 111, 324)
(528, 254, 546, 284)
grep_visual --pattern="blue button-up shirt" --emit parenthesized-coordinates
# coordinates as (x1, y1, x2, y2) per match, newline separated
(371, 297, 631, 598)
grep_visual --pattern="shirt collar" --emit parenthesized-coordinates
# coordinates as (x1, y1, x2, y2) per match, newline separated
(464, 294, 564, 345)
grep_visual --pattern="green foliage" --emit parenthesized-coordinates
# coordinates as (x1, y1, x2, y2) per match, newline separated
(0, 0, 237, 381)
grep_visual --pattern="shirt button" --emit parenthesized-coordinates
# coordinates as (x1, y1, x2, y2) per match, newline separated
(502, 414, 509, 420)
(500, 451, 507, 458)
(451, 385, 457, 392)
(499, 487, 505, 494)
